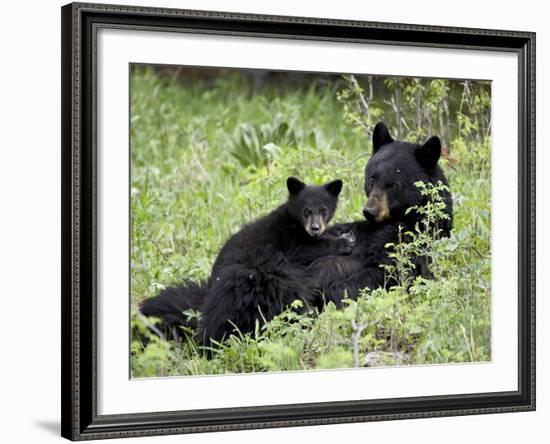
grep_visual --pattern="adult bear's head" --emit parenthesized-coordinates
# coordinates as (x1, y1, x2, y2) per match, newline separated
(362, 122, 453, 235)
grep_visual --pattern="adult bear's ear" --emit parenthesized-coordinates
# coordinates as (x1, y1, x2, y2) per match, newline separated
(325, 179, 343, 197)
(415, 136, 442, 169)
(287, 177, 306, 196)
(372, 122, 393, 154)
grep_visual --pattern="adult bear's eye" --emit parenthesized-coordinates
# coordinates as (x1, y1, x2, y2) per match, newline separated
(319, 207, 328, 216)
(303, 208, 312, 217)
(389, 183, 400, 190)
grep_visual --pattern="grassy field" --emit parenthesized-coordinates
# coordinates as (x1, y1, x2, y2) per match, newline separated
(130, 66, 491, 377)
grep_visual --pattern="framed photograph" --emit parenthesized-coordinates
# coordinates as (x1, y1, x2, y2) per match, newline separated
(61, 2, 536, 440)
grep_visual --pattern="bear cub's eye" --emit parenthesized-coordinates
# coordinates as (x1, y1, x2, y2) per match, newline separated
(389, 183, 400, 190)
(303, 208, 312, 217)
(319, 207, 328, 216)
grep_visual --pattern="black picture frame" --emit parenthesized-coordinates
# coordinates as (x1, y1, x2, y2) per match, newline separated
(61, 2, 536, 440)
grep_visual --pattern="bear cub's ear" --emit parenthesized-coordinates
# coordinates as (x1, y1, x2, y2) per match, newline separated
(287, 177, 306, 196)
(372, 122, 394, 153)
(324, 179, 343, 197)
(415, 136, 442, 169)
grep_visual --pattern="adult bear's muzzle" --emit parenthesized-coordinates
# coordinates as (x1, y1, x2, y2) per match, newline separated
(362, 206, 379, 222)
(363, 188, 390, 223)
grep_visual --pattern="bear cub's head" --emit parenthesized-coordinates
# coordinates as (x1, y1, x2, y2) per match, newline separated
(286, 177, 343, 238)
(363, 122, 451, 226)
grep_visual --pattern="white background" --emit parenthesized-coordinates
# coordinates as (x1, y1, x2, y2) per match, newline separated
(0, 0, 546, 442)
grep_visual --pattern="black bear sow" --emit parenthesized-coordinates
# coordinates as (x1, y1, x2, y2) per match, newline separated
(364, 122, 453, 235)
(312, 122, 453, 304)
(140, 177, 353, 345)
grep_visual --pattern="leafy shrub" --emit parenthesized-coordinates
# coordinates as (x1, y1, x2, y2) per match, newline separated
(229, 114, 295, 167)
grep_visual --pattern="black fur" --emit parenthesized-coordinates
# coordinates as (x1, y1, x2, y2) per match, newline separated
(199, 246, 310, 344)
(139, 280, 207, 340)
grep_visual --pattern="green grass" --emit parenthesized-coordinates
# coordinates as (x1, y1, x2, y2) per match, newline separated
(130, 66, 491, 377)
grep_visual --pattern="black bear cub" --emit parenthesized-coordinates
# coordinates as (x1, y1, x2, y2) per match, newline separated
(140, 177, 353, 345)
(199, 177, 351, 344)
